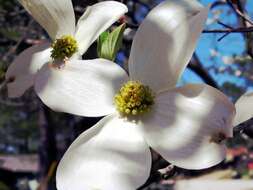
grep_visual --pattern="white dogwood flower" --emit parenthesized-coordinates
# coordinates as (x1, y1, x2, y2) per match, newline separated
(55, 1, 253, 190)
(55, 0, 253, 189)
(5, 0, 128, 115)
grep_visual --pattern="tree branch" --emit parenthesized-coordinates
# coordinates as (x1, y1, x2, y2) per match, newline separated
(203, 26, 253, 33)
(188, 54, 219, 89)
(226, 0, 253, 26)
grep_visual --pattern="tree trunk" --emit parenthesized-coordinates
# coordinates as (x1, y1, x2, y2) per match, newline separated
(38, 104, 57, 189)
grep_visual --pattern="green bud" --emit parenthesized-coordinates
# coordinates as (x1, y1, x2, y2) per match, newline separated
(97, 24, 126, 61)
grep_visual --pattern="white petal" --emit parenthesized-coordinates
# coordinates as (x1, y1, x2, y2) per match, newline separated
(34, 59, 128, 117)
(175, 180, 253, 190)
(18, 0, 75, 39)
(129, 0, 208, 92)
(139, 84, 235, 169)
(56, 114, 151, 190)
(233, 92, 253, 126)
(75, 1, 128, 55)
(6, 42, 51, 98)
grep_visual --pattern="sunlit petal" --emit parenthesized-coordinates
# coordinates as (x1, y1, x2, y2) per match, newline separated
(139, 84, 235, 169)
(35, 59, 128, 117)
(129, 0, 208, 92)
(18, 0, 75, 39)
(57, 114, 151, 190)
(233, 92, 253, 126)
(75, 1, 128, 55)
(6, 42, 51, 98)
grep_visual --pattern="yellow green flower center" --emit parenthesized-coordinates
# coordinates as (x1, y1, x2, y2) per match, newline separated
(51, 35, 78, 60)
(114, 81, 155, 116)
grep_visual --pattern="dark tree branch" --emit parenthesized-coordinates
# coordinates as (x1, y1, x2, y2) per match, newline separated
(188, 54, 219, 89)
(226, 0, 253, 26)
(226, 0, 253, 59)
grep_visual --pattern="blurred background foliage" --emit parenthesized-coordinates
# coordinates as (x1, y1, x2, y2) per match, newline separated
(0, 0, 253, 190)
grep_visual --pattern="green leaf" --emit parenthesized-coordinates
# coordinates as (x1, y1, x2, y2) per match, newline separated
(97, 24, 126, 61)
(97, 31, 109, 58)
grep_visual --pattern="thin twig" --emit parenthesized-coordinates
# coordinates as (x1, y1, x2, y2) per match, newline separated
(226, 0, 253, 26)
(217, 21, 234, 29)
(203, 26, 253, 33)
(211, 21, 235, 41)
(234, 0, 253, 59)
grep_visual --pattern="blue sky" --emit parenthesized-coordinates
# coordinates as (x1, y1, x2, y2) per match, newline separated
(182, 0, 252, 88)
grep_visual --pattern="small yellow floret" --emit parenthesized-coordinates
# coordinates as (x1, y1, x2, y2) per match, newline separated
(51, 35, 78, 60)
(114, 81, 155, 116)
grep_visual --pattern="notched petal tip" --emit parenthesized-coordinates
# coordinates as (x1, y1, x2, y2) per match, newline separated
(139, 84, 235, 170)
(5, 43, 51, 98)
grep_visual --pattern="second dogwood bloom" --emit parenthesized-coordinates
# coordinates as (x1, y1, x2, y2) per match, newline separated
(6, 0, 128, 117)
(56, 0, 253, 190)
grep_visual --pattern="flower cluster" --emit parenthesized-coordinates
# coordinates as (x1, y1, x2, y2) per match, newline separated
(114, 81, 155, 116)
(51, 35, 78, 60)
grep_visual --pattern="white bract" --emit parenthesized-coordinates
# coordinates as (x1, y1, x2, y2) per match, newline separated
(5, 0, 128, 116)
(56, 0, 253, 189)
